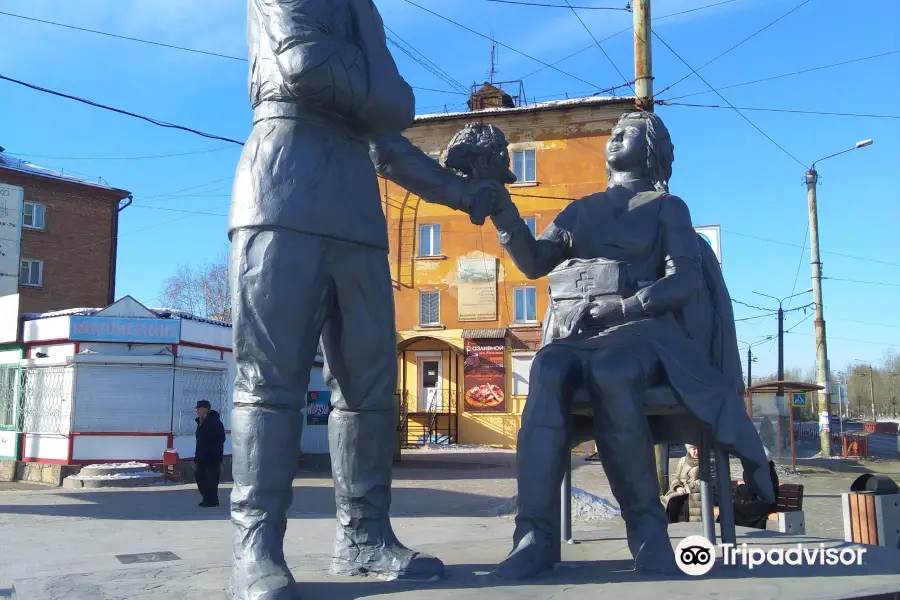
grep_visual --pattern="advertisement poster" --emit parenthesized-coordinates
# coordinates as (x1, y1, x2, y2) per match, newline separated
(0, 182, 24, 298)
(463, 338, 506, 412)
(457, 257, 497, 322)
(306, 390, 331, 426)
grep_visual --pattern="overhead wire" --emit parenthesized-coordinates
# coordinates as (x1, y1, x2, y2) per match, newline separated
(563, 0, 635, 94)
(7, 146, 238, 161)
(663, 50, 900, 101)
(517, 0, 743, 81)
(650, 31, 807, 169)
(658, 101, 900, 120)
(0, 73, 245, 145)
(485, 0, 627, 9)
(723, 229, 900, 269)
(398, 0, 610, 91)
(0, 10, 247, 61)
(654, 0, 816, 97)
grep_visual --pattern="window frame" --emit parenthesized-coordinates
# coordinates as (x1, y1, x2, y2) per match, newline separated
(511, 352, 536, 397)
(20, 259, 43, 287)
(23, 202, 46, 230)
(417, 223, 442, 257)
(418, 290, 441, 326)
(512, 148, 537, 183)
(513, 286, 538, 323)
(523, 216, 537, 237)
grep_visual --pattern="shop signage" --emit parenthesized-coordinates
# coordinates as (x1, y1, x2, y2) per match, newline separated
(306, 390, 331, 425)
(694, 225, 721, 266)
(69, 316, 182, 344)
(457, 256, 498, 322)
(463, 338, 506, 412)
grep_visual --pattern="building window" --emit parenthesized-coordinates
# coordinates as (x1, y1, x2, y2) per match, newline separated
(512, 149, 536, 183)
(419, 290, 440, 325)
(418, 223, 441, 256)
(20, 259, 43, 287)
(511, 353, 535, 396)
(23, 202, 45, 230)
(524, 216, 537, 236)
(514, 287, 537, 322)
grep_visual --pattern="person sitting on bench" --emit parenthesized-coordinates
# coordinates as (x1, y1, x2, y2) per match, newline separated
(661, 444, 701, 523)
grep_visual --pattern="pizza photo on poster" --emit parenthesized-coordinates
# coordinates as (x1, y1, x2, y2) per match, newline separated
(463, 338, 507, 412)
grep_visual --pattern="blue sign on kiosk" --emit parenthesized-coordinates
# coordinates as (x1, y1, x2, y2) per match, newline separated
(69, 316, 182, 344)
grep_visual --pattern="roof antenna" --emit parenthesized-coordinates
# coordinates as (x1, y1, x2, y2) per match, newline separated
(487, 33, 498, 84)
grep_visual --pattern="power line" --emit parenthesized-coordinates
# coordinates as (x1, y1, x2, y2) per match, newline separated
(664, 50, 900, 101)
(785, 227, 809, 312)
(723, 229, 900, 269)
(735, 312, 778, 322)
(563, 0, 635, 94)
(384, 26, 470, 94)
(0, 10, 247, 61)
(7, 146, 238, 161)
(733, 299, 773, 313)
(0, 73, 245, 146)
(786, 331, 898, 348)
(659, 100, 900, 120)
(786, 312, 813, 333)
(399, 0, 608, 91)
(130, 205, 229, 217)
(655, 0, 816, 97)
(651, 31, 806, 169)
(2, 10, 469, 99)
(518, 0, 743, 81)
(485, 0, 626, 8)
(825, 277, 900, 288)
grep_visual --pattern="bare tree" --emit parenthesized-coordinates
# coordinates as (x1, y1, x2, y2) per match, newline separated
(159, 251, 231, 321)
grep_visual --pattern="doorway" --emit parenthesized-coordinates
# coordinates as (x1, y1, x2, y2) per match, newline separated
(417, 355, 442, 412)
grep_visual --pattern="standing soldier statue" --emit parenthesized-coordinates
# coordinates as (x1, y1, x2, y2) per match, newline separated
(228, 1, 506, 598)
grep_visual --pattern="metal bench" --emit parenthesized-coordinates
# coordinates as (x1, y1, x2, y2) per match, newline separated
(562, 384, 738, 546)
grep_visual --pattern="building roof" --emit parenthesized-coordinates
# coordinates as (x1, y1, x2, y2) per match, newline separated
(21, 306, 231, 328)
(415, 94, 635, 123)
(0, 151, 131, 197)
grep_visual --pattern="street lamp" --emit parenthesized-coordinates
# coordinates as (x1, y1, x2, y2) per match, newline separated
(737, 336, 775, 389)
(805, 139, 874, 457)
(854, 358, 878, 422)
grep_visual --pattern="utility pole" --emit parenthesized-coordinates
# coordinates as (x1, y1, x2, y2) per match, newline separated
(633, 0, 666, 491)
(805, 168, 832, 457)
(746, 348, 754, 389)
(805, 139, 874, 455)
(868, 365, 877, 421)
(632, 0, 653, 112)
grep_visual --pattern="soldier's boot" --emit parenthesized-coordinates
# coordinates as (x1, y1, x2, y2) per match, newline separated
(230, 406, 302, 600)
(328, 409, 444, 581)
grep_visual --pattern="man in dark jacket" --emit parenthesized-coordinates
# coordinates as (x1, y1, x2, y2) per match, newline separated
(195, 400, 226, 508)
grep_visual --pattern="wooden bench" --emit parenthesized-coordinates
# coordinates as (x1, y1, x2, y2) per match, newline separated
(768, 483, 805, 534)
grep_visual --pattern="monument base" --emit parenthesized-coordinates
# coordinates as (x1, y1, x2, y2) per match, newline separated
(11, 523, 900, 599)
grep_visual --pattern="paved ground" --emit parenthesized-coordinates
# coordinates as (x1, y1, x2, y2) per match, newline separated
(1, 449, 899, 598)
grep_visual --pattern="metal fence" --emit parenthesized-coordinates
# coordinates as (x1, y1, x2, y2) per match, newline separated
(173, 367, 229, 434)
(21, 366, 74, 435)
(0, 365, 21, 430)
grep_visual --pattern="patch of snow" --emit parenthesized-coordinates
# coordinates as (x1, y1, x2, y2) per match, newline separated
(82, 462, 150, 470)
(71, 471, 161, 481)
(415, 95, 633, 122)
(411, 444, 512, 453)
(481, 487, 621, 522)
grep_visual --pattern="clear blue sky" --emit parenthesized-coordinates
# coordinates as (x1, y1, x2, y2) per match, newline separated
(1, 0, 897, 379)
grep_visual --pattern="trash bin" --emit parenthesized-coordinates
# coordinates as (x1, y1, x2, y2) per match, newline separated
(841, 474, 900, 547)
(162, 448, 181, 483)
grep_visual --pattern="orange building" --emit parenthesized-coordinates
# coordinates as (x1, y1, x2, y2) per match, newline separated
(382, 93, 636, 448)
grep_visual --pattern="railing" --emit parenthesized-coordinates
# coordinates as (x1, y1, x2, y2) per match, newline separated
(792, 422, 869, 458)
(397, 389, 457, 448)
